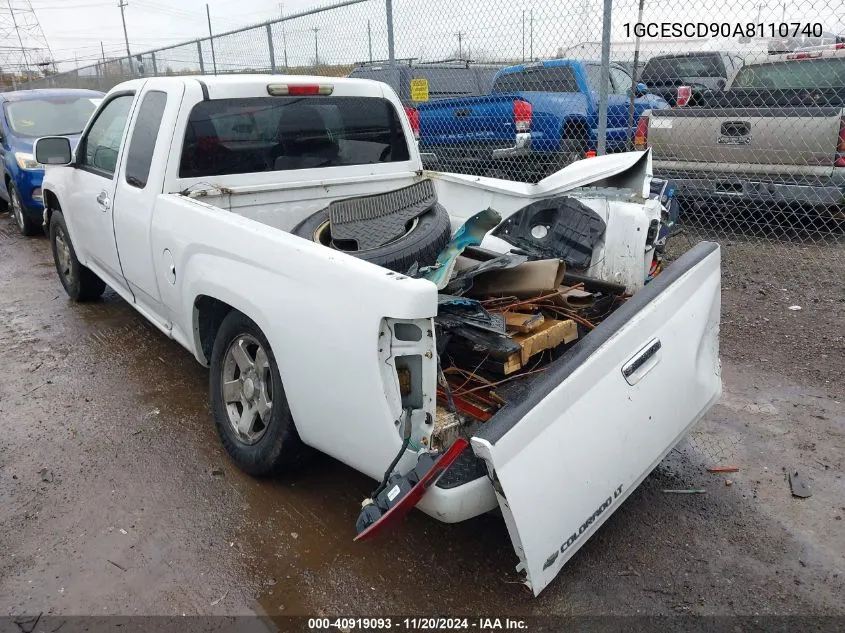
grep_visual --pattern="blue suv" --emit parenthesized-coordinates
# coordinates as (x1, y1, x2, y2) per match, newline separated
(0, 89, 103, 235)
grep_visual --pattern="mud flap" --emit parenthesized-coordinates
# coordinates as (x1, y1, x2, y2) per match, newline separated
(470, 242, 722, 596)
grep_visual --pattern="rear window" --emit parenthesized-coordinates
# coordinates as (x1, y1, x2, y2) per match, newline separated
(179, 96, 410, 178)
(491, 66, 579, 93)
(731, 57, 845, 90)
(641, 54, 725, 82)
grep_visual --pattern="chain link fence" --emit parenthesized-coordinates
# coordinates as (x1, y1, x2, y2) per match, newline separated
(18, 0, 845, 282)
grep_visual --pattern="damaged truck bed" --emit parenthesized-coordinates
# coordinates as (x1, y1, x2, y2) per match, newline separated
(39, 74, 721, 598)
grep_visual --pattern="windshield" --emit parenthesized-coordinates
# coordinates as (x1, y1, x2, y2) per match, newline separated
(731, 57, 845, 90)
(491, 66, 579, 93)
(641, 54, 725, 82)
(4, 96, 100, 137)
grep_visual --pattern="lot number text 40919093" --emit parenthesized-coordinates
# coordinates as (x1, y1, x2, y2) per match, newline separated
(307, 618, 528, 630)
(623, 22, 823, 39)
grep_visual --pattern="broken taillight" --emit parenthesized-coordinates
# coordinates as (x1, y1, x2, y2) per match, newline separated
(513, 99, 532, 133)
(404, 106, 420, 140)
(836, 116, 845, 168)
(676, 85, 692, 107)
(634, 115, 649, 150)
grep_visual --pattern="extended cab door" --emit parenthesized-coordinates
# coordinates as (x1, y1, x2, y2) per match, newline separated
(111, 79, 185, 325)
(470, 241, 722, 596)
(64, 91, 137, 292)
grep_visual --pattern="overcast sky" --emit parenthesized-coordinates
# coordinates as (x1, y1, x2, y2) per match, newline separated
(17, 0, 845, 73)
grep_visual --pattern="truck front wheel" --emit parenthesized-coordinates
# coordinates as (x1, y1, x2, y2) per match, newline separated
(209, 311, 307, 476)
(49, 210, 106, 301)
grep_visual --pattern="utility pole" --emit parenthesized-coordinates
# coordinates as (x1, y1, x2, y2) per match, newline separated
(101, 41, 107, 65)
(279, 3, 288, 68)
(118, 0, 133, 76)
(206, 4, 217, 75)
(7, 0, 31, 82)
(456, 31, 464, 59)
(312, 27, 320, 67)
(368, 20, 372, 63)
(529, 9, 534, 61)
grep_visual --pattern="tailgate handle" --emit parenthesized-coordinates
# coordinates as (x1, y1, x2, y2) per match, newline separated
(622, 338, 661, 385)
(720, 121, 750, 137)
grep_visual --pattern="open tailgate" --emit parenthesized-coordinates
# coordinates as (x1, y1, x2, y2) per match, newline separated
(470, 241, 722, 596)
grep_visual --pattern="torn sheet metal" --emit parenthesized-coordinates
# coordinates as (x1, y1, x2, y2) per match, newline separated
(444, 251, 528, 295)
(421, 207, 502, 289)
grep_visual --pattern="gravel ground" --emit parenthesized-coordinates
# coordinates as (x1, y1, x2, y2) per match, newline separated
(1, 217, 844, 626)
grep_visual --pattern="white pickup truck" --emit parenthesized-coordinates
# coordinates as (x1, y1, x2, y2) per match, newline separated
(35, 74, 722, 596)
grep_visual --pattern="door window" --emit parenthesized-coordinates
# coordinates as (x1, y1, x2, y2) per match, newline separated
(125, 91, 167, 188)
(78, 94, 134, 178)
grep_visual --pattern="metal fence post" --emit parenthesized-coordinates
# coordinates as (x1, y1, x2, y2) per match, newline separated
(151, 51, 158, 76)
(267, 24, 276, 73)
(386, 0, 400, 97)
(626, 0, 645, 148)
(596, 0, 612, 155)
(197, 40, 206, 74)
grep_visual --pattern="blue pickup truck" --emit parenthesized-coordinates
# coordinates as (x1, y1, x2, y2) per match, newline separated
(417, 59, 669, 180)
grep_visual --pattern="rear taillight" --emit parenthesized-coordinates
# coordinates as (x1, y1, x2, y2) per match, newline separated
(835, 116, 845, 167)
(513, 99, 532, 133)
(836, 43, 845, 50)
(676, 85, 692, 107)
(634, 115, 649, 150)
(404, 106, 420, 140)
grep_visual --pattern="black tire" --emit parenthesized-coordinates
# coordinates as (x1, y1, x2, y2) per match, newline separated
(10, 183, 39, 236)
(49, 210, 106, 302)
(292, 203, 451, 273)
(209, 310, 307, 477)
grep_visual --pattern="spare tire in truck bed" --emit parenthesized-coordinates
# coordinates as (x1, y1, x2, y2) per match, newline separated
(291, 181, 452, 273)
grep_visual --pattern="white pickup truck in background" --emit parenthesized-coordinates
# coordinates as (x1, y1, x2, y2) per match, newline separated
(35, 74, 722, 596)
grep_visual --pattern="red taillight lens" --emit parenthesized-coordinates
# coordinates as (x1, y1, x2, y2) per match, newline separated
(835, 116, 845, 167)
(404, 106, 420, 140)
(634, 115, 649, 150)
(676, 85, 692, 107)
(513, 99, 532, 132)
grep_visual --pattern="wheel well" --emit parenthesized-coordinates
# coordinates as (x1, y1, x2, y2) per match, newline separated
(195, 295, 234, 364)
(43, 190, 61, 224)
(562, 118, 590, 144)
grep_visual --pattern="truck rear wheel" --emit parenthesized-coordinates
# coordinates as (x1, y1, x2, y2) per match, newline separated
(209, 310, 307, 476)
(49, 210, 106, 302)
(292, 203, 451, 273)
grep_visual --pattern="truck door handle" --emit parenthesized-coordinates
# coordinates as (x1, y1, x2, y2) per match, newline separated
(621, 338, 661, 385)
(96, 191, 111, 211)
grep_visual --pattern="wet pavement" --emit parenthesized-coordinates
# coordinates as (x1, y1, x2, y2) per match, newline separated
(1, 218, 844, 621)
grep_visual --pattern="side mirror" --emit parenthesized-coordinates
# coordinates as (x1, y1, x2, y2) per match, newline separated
(34, 136, 73, 166)
(635, 82, 648, 97)
(716, 78, 726, 90)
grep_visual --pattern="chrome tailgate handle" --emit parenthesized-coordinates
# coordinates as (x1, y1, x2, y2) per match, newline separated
(622, 338, 662, 385)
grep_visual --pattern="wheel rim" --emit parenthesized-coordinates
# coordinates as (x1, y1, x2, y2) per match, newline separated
(54, 227, 73, 282)
(10, 189, 24, 231)
(221, 333, 273, 445)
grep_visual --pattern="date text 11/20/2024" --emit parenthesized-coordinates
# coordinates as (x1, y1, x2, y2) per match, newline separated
(307, 618, 528, 630)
